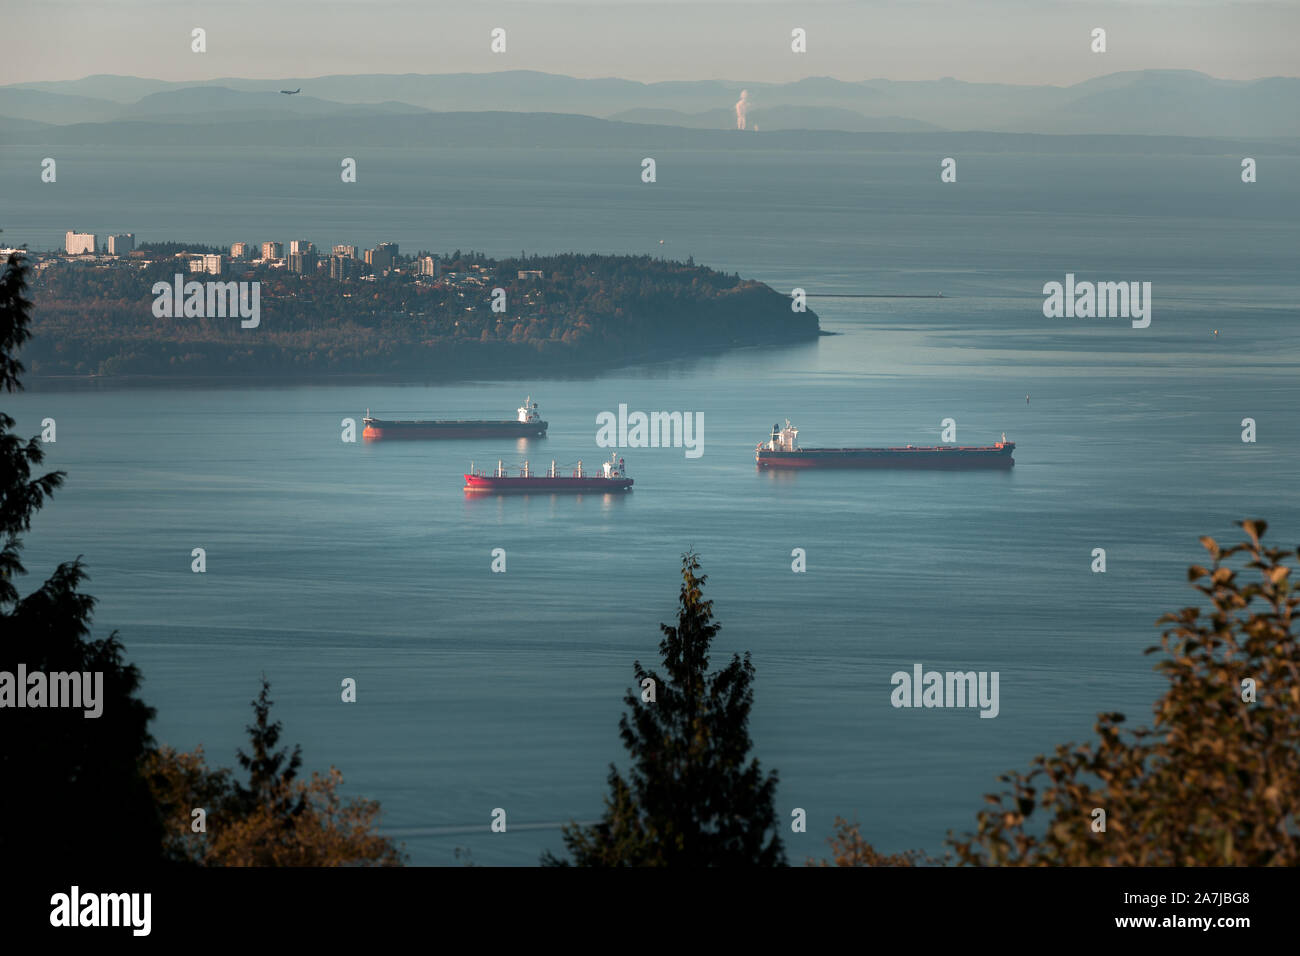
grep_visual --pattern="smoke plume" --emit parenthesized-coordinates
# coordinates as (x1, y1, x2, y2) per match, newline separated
(735, 89, 750, 130)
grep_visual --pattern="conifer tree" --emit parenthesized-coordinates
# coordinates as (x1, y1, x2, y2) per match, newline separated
(147, 680, 405, 866)
(234, 677, 305, 821)
(0, 249, 163, 864)
(545, 551, 785, 865)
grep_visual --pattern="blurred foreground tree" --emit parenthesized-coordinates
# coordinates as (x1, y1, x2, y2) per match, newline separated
(544, 551, 785, 865)
(3, 247, 405, 866)
(950, 520, 1299, 865)
(0, 249, 163, 864)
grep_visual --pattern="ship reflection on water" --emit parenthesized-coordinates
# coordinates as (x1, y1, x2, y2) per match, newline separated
(461, 487, 631, 515)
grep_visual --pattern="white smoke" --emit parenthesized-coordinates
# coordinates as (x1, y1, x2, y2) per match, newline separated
(735, 89, 750, 130)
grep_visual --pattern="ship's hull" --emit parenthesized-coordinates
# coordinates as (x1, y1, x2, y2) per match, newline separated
(464, 475, 634, 493)
(757, 445, 1014, 469)
(363, 419, 547, 440)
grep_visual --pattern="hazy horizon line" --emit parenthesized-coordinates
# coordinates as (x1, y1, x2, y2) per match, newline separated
(9, 66, 1300, 90)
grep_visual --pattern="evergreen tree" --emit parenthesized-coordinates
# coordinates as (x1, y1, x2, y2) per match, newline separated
(234, 677, 305, 821)
(0, 249, 163, 864)
(146, 680, 405, 866)
(545, 551, 785, 866)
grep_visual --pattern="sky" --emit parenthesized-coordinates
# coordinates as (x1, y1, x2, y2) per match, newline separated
(5, 0, 1297, 88)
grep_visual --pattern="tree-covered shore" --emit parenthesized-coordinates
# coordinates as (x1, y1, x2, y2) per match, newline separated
(25, 251, 819, 381)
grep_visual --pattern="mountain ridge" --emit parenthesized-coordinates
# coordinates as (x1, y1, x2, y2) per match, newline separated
(3, 69, 1297, 138)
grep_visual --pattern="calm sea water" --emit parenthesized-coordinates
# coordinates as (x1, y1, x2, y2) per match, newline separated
(2, 145, 1298, 864)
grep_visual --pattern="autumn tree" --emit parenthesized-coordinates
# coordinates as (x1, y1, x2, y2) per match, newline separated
(544, 551, 785, 866)
(0, 249, 163, 864)
(146, 679, 405, 867)
(142, 745, 234, 864)
(807, 817, 941, 867)
(950, 520, 1299, 865)
(204, 766, 404, 867)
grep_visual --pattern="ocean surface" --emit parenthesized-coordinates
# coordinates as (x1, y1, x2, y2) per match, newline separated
(2, 144, 1298, 864)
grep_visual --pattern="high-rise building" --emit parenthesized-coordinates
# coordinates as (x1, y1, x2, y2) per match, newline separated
(65, 231, 96, 255)
(107, 233, 134, 255)
(330, 255, 358, 280)
(417, 256, 440, 278)
(332, 244, 357, 259)
(260, 241, 283, 261)
(230, 242, 251, 259)
(365, 241, 399, 273)
(189, 254, 225, 275)
(288, 248, 318, 274)
(289, 239, 313, 256)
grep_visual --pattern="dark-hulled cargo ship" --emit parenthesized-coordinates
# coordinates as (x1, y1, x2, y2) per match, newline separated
(465, 452, 633, 493)
(756, 421, 1015, 469)
(362, 397, 547, 440)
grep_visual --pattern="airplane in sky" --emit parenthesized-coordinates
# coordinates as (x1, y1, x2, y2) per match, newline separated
(280, 88, 301, 95)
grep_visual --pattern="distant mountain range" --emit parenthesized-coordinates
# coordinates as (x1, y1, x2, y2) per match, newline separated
(2, 69, 1297, 140)
(3, 111, 1295, 157)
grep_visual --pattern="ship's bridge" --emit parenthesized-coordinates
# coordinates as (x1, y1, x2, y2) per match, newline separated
(601, 451, 626, 478)
(518, 396, 541, 423)
(764, 420, 799, 452)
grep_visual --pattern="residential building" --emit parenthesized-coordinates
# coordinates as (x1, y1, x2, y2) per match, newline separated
(288, 248, 318, 274)
(107, 233, 135, 255)
(330, 255, 358, 280)
(260, 241, 283, 261)
(189, 254, 225, 275)
(365, 241, 399, 273)
(65, 231, 96, 255)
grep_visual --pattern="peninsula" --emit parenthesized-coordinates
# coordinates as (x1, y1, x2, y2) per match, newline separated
(22, 245, 820, 382)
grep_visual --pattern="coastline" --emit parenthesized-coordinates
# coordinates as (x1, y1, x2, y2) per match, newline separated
(21, 330, 827, 391)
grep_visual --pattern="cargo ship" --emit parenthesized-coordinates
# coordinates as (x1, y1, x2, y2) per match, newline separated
(464, 452, 633, 493)
(362, 397, 547, 440)
(756, 421, 1015, 469)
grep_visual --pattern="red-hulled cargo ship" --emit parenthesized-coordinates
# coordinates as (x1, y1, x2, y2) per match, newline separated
(464, 452, 634, 493)
(362, 397, 547, 440)
(756, 421, 1015, 469)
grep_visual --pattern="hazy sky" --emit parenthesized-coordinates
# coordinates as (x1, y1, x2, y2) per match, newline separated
(6, 0, 1297, 87)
